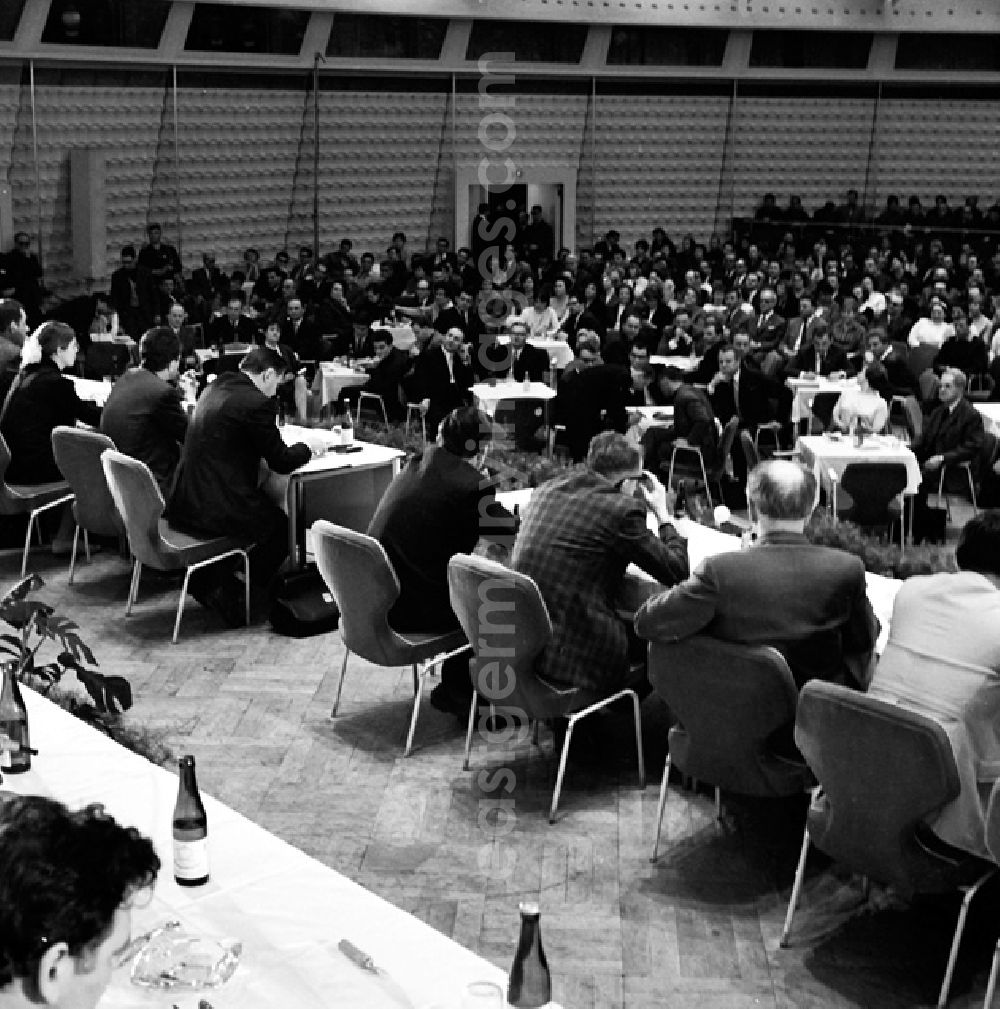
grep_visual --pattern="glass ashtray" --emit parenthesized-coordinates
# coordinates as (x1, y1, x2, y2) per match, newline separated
(131, 923, 241, 990)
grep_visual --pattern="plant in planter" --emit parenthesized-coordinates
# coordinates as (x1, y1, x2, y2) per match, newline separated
(0, 573, 132, 726)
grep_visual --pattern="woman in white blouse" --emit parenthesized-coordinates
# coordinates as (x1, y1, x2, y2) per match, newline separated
(518, 290, 561, 339)
(549, 278, 571, 329)
(832, 363, 890, 434)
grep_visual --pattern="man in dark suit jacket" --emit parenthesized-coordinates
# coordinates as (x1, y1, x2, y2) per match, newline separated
(168, 347, 316, 617)
(788, 327, 851, 378)
(412, 326, 475, 437)
(368, 407, 515, 713)
(207, 296, 258, 350)
(499, 320, 550, 450)
(361, 329, 410, 422)
(911, 367, 986, 543)
(636, 460, 879, 689)
(513, 432, 688, 693)
(556, 361, 633, 462)
(100, 327, 188, 497)
(640, 370, 719, 476)
(866, 328, 914, 395)
(280, 298, 325, 361)
(751, 288, 787, 365)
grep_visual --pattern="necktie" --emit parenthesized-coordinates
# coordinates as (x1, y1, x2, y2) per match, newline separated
(445, 351, 454, 382)
(733, 371, 741, 419)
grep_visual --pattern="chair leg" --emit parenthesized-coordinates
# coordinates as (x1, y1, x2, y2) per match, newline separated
(936, 869, 996, 1009)
(462, 690, 479, 771)
(83, 528, 91, 562)
(20, 513, 35, 578)
(68, 524, 81, 585)
(172, 567, 192, 644)
(649, 753, 672, 862)
(330, 648, 350, 717)
(548, 716, 577, 824)
(630, 689, 645, 789)
(403, 663, 427, 758)
(779, 826, 812, 947)
(667, 451, 676, 491)
(714, 786, 722, 822)
(699, 457, 713, 512)
(411, 662, 420, 695)
(125, 559, 142, 615)
(241, 551, 250, 626)
(983, 938, 999, 1009)
(967, 467, 978, 515)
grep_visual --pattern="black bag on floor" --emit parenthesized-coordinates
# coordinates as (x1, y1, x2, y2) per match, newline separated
(268, 564, 340, 637)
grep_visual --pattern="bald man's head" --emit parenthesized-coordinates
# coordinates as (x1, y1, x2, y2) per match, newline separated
(747, 461, 818, 522)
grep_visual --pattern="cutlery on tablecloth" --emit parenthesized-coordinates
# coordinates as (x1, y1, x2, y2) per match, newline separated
(338, 939, 420, 1009)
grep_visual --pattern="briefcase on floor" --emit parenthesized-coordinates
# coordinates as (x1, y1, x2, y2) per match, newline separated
(268, 564, 340, 637)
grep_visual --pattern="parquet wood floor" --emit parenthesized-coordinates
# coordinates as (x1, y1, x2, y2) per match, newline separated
(9, 542, 996, 1009)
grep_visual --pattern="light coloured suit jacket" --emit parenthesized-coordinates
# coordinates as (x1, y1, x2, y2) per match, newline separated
(868, 571, 1000, 859)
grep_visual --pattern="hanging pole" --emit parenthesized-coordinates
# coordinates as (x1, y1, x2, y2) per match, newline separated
(861, 81, 882, 221)
(590, 75, 597, 247)
(172, 66, 182, 262)
(28, 60, 43, 271)
(313, 52, 323, 262)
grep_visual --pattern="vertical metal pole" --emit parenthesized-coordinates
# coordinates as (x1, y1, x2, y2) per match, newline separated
(590, 75, 597, 247)
(28, 60, 43, 270)
(862, 81, 882, 221)
(451, 72, 456, 248)
(729, 78, 738, 240)
(172, 66, 182, 261)
(313, 52, 321, 261)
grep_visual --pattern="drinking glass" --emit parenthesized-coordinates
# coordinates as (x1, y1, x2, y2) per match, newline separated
(461, 981, 504, 1008)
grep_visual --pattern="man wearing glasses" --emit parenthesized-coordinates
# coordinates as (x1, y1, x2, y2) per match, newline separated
(0, 794, 159, 1009)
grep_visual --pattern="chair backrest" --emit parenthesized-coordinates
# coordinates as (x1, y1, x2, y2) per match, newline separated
(811, 390, 841, 430)
(795, 680, 965, 896)
(980, 430, 999, 474)
(838, 462, 908, 526)
(907, 342, 938, 385)
(647, 635, 809, 796)
(448, 553, 569, 717)
(739, 429, 759, 473)
(51, 427, 123, 537)
(901, 395, 923, 441)
(311, 519, 411, 666)
(986, 779, 1000, 864)
(100, 449, 169, 568)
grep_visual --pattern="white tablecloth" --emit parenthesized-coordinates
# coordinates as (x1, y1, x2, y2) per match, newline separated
(472, 381, 557, 415)
(650, 355, 699, 371)
(5, 690, 507, 1009)
(385, 324, 415, 351)
(975, 402, 1000, 435)
(797, 434, 923, 496)
(70, 376, 113, 406)
(629, 405, 675, 427)
(315, 364, 369, 408)
(786, 376, 857, 424)
(495, 335, 574, 369)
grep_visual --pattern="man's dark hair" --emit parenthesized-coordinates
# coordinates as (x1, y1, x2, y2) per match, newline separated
(587, 431, 641, 478)
(146, 222, 161, 233)
(120, 245, 136, 259)
(956, 511, 1000, 576)
(139, 327, 181, 373)
(439, 406, 493, 459)
(240, 346, 287, 376)
(371, 328, 392, 347)
(0, 795, 159, 986)
(747, 460, 817, 520)
(37, 321, 76, 358)
(0, 298, 24, 333)
(226, 292, 245, 309)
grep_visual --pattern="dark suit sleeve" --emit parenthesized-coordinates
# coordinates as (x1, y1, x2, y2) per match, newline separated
(153, 383, 189, 445)
(634, 559, 718, 641)
(246, 394, 310, 474)
(841, 560, 880, 689)
(943, 406, 985, 466)
(58, 376, 102, 428)
(614, 502, 689, 590)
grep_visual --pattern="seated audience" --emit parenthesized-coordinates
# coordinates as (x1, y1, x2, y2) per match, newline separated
(512, 431, 689, 693)
(935, 311, 988, 379)
(0, 794, 160, 1009)
(864, 328, 914, 396)
(280, 297, 325, 362)
(367, 407, 514, 714)
(0, 321, 101, 485)
(831, 363, 890, 434)
(867, 511, 1000, 859)
(908, 300, 954, 349)
(788, 324, 851, 378)
(911, 367, 985, 543)
(639, 366, 719, 476)
(412, 326, 475, 438)
(636, 460, 879, 689)
(100, 327, 188, 497)
(561, 329, 602, 379)
(207, 295, 258, 350)
(168, 347, 320, 621)
(261, 320, 308, 423)
(360, 328, 410, 422)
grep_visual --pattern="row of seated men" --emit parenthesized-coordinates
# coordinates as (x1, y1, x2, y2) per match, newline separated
(371, 403, 999, 868)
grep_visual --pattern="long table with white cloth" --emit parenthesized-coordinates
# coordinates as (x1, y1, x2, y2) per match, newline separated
(3, 689, 511, 1009)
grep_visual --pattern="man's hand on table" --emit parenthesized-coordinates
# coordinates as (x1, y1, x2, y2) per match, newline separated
(635, 471, 673, 527)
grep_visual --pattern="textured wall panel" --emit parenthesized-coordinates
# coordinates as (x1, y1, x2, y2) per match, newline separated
(728, 95, 876, 226)
(590, 93, 730, 251)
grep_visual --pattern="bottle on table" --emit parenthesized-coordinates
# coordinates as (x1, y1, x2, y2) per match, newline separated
(507, 901, 551, 1008)
(673, 480, 688, 519)
(173, 754, 209, 886)
(0, 662, 30, 774)
(341, 411, 353, 445)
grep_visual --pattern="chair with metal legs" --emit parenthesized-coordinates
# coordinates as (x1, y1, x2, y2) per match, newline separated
(448, 552, 645, 824)
(356, 391, 389, 427)
(312, 520, 468, 756)
(101, 450, 251, 643)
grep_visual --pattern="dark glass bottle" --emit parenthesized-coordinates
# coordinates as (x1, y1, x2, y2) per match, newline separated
(673, 479, 688, 518)
(0, 663, 30, 774)
(508, 902, 551, 1008)
(173, 755, 209, 886)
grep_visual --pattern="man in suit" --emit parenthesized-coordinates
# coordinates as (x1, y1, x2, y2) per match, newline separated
(636, 460, 879, 689)
(865, 327, 913, 396)
(168, 347, 319, 621)
(639, 367, 719, 476)
(500, 319, 549, 450)
(368, 407, 515, 714)
(557, 360, 635, 462)
(189, 252, 228, 318)
(867, 511, 1000, 859)
(911, 367, 986, 543)
(100, 327, 188, 497)
(280, 298, 325, 361)
(750, 287, 786, 367)
(164, 303, 201, 366)
(787, 323, 851, 379)
(512, 431, 688, 693)
(708, 337, 774, 433)
(413, 326, 475, 438)
(207, 295, 258, 350)
(360, 329, 410, 422)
